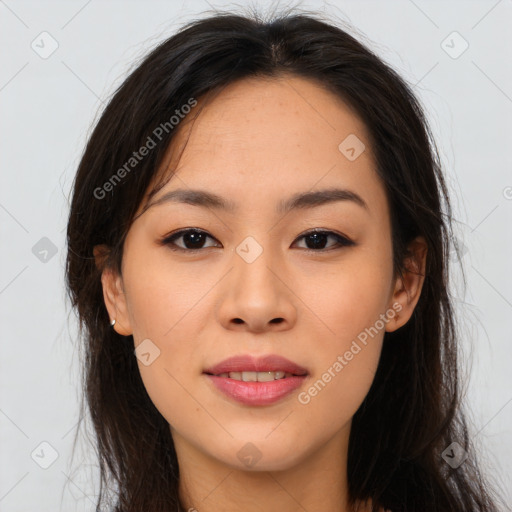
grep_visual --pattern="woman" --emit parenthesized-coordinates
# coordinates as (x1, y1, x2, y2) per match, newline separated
(65, 7, 505, 511)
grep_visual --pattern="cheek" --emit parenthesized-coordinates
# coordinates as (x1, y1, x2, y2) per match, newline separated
(120, 250, 213, 424)
(296, 313, 384, 435)
(307, 254, 391, 347)
(122, 248, 215, 339)
(297, 256, 390, 414)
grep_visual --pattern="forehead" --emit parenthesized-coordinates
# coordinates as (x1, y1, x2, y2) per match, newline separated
(141, 75, 387, 220)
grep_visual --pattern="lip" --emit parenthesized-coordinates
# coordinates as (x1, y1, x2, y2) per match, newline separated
(203, 354, 309, 406)
(203, 354, 309, 376)
(204, 374, 307, 406)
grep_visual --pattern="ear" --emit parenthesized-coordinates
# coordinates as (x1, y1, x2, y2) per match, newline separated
(93, 244, 133, 336)
(385, 236, 428, 332)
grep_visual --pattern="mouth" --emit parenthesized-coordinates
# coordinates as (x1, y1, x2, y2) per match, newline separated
(203, 370, 306, 381)
(202, 354, 309, 406)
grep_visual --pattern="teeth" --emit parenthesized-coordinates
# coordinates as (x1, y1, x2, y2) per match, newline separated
(219, 371, 293, 381)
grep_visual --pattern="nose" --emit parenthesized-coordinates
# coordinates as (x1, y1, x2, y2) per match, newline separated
(215, 244, 297, 333)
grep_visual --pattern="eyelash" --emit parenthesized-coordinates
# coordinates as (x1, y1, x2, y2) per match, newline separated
(159, 228, 355, 253)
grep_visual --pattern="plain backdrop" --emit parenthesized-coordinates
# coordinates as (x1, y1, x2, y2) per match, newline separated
(1, 0, 511, 510)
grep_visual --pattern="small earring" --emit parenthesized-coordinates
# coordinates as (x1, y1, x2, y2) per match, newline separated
(110, 319, 116, 327)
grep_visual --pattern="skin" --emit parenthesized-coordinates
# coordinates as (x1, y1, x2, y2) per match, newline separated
(94, 75, 427, 512)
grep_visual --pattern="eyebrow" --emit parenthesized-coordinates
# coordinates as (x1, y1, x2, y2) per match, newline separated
(147, 187, 369, 214)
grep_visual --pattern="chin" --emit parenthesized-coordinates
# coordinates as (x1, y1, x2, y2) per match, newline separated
(213, 440, 306, 473)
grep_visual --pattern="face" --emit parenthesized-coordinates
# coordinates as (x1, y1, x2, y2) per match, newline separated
(96, 75, 426, 473)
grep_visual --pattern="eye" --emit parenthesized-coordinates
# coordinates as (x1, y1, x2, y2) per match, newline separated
(292, 229, 355, 252)
(160, 228, 354, 253)
(160, 228, 220, 251)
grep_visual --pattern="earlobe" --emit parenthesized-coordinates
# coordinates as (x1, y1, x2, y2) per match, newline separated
(94, 244, 133, 336)
(386, 236, 428, 332)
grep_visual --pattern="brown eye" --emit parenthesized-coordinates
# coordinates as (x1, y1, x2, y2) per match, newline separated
(293, 230, 354, 251)
(161, 229, 220, 251)
(160, 228, 354, 253)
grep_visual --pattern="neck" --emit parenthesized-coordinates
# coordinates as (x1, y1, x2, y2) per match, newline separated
(173, 423, 364, 512)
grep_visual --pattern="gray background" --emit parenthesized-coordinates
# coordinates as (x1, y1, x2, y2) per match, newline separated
(1, 0, 511, 510)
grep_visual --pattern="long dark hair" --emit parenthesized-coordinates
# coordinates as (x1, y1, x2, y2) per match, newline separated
(65, 6, 505, 511)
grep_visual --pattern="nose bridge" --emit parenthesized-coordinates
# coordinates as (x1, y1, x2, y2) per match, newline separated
(232, 234, 279, 292)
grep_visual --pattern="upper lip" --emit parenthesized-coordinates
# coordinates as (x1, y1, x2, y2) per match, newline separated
(203, 354, 309, 376)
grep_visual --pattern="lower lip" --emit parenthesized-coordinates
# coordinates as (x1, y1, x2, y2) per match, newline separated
(204, 374, 307, 406)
